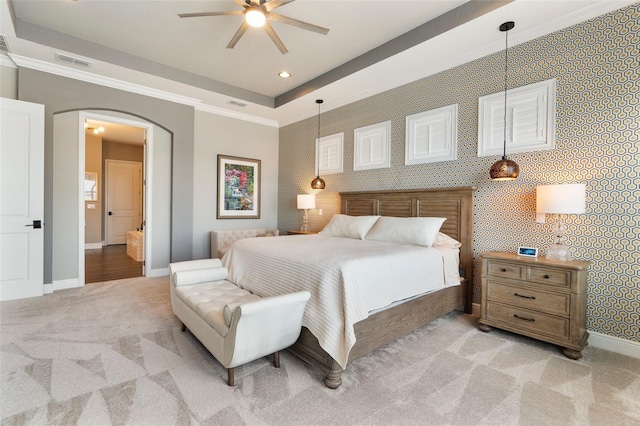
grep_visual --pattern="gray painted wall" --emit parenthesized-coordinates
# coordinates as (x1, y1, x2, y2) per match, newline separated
(52, 111, 80, 281)
(18, 68, 195, 283)
(151, 127, 172, 270)
(0, 61, 17, 99)
(192, 110, 279, 259)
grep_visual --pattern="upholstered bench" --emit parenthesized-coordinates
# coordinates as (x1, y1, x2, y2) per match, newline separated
(210, 228, 279, 258)
(169, 258, 310, 386)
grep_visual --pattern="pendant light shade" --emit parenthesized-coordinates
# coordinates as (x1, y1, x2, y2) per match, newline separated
(490, 21, 519, 182)
(311, 99, 326, 190)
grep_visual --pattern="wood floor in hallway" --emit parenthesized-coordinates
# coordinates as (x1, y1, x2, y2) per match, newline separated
(85, 245, 143, 283)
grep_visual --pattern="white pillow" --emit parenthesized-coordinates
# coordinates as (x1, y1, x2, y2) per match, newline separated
(433, 232, 461, 249)
(172, 267, 229, 287)
(319, 214, 380, 239)
(364, 216, 446, 247)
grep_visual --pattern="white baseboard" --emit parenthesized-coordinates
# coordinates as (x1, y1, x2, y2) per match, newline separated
(84, 243, 102, 250)
(53, 278, 81, 291)
(43, 283, 54, 294)
(588, 331, 640, 359)
(470, 303, 639, 359)
(149, 268, 169, 278)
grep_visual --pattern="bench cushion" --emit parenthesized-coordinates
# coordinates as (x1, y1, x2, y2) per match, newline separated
(175, 280, 254, 336)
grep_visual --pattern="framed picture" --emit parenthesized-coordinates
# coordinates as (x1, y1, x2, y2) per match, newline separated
(217, 154, 261, 219)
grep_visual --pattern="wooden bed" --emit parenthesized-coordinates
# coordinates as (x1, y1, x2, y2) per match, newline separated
(287, 187, 476, 388)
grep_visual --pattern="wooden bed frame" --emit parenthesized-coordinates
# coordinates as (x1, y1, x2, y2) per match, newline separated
(287, 187, 476, 389)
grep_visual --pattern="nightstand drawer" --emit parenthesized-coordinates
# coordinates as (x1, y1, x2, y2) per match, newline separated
(487, 261, 523, 280)
(485, 301, 570, 341)
(527, 266, 570, 288)
(486, 282, 570, 316)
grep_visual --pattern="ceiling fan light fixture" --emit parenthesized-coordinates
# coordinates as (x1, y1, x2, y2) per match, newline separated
(245, 7, 266, 27)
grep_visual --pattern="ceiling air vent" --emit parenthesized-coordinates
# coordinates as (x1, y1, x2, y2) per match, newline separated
(55, 52, 92, 68)
(0, 35, 9, 53)
(228, 100, 247, 108)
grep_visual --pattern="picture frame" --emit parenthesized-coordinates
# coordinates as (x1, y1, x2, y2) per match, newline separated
(217, 154, 261, 219)
(517, 246, 538, 257)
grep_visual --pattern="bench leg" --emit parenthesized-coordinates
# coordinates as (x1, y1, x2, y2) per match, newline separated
(273, 351, 280, 368)
(227, 368, 235, 386)
(181, 323, 186, 332)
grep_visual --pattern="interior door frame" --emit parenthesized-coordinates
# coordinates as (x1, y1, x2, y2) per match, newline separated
(78, 111, 154, 283)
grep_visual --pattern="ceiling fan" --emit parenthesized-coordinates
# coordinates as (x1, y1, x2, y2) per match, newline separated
(178, 0, 329, 55)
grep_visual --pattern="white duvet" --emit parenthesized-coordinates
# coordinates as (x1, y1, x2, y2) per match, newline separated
(222, 234, 458, 368)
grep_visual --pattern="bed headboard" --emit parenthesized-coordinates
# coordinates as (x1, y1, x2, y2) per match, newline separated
(340, 187, 476, 311)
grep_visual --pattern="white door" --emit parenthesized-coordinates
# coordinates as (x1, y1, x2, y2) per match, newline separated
(106, 160, 141, 245)
(0, 98, 45, 301)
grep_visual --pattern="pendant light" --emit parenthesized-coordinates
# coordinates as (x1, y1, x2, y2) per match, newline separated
(490, 21, 520, 181)
(310, 99, 326, 190)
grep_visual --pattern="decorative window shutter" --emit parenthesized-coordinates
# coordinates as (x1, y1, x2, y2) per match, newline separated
(317, 133, 344, 175)
(405, 104, 458, 165)
(478, 79, 556, 157)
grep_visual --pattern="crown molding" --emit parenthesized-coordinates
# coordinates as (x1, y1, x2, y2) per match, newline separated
(8, 53, 279, 127)
(195, 103, 279, 128)
(9, 54, 202, 106)
(0, 53, 16, 68)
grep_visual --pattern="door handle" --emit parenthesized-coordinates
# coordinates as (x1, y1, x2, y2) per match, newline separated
(25, 220, 42, 229)
(108, 211, 113, 216)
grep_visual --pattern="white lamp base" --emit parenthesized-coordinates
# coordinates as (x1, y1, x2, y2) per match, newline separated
(300, 209, 310, 232)
(546, 244, 573, 261)
(546, 214, 573, 261)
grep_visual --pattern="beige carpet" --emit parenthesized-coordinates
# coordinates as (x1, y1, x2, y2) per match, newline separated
(1, 276, 639, 425)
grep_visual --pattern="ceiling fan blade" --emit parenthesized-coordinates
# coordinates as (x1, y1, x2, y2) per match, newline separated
(178, 10, 244, 18)
(233, 0, 250, 8)
(268, 13, 329, 35)
(264, 0, 295, 12)
(263, 21, 288, 54)
(227, 21, 250, 49)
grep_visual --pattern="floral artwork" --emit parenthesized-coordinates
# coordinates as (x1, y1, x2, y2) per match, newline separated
(217, 155, 260, 219)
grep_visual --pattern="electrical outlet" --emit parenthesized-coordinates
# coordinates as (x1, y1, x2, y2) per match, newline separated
(318, 209, 323, 216)
(536, 213, 546, 223)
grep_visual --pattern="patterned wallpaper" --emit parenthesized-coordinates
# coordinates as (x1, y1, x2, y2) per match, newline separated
(278, 5, 639, 343)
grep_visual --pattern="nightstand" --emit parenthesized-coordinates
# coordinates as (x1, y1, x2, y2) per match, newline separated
(479, 251, 590, 359)
(287, 230, 317, 235)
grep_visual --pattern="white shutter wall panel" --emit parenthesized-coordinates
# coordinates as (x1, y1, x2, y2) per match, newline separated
(317, 133, 343, 175)
(354, 121, 391, 171)
(478, 79, 556, 157)
(405, 104, 458, 165)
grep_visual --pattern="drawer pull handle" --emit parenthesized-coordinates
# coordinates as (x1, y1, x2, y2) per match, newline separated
(543, 274, 551, 279)
(514, 314, 535, 322)
(500, 268, 508, 272)
(514, 293, 536, 300)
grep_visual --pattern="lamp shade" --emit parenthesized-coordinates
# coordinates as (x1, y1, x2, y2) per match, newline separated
(536, 184, 586, 214)
(297, 194, 315, 210)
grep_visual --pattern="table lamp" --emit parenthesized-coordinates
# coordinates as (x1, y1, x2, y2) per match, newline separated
(536, 184, 586, 261)
(297, 194, 315, 232)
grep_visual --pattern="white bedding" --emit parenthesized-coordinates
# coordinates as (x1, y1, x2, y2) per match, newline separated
(222, 234, 459, 368)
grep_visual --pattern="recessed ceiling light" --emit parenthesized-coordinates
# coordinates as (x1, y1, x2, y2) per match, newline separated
(278, 71, 291, 78)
